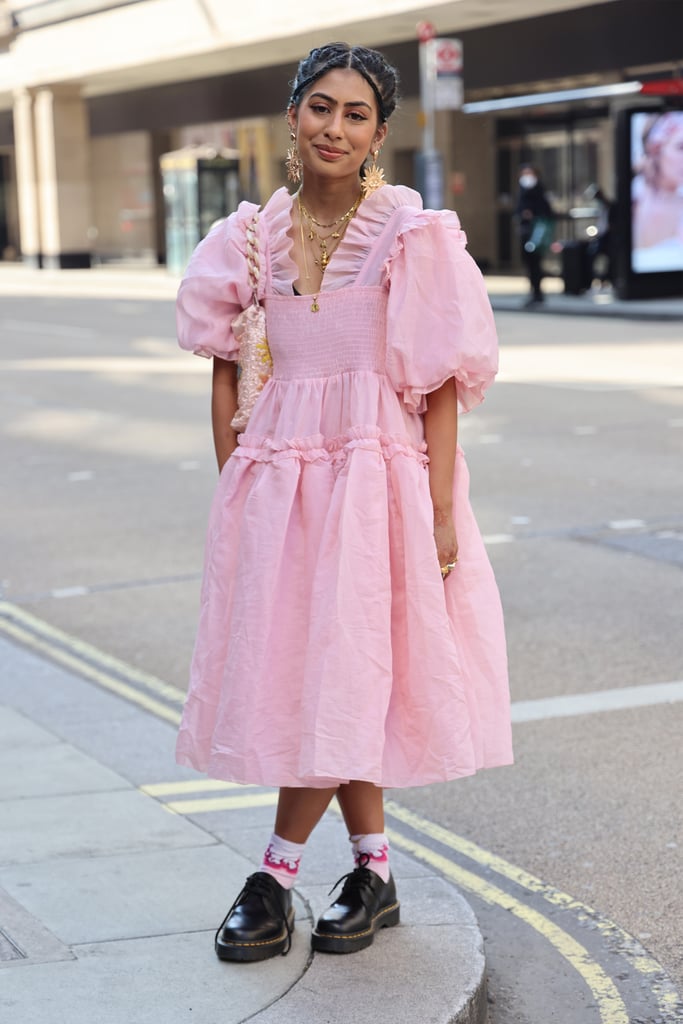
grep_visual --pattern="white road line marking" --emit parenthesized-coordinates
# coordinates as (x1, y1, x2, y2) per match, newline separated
(483, 533, 515, 545)
(511, 680, 683, 723)
(51, 586, 90, 599)
(608, 519, 646, 530)
(0, 357, 207, 373)
(1, 320, 96, 339)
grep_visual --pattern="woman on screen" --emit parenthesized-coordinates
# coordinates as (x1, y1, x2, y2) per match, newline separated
(632, 111, 683, 272)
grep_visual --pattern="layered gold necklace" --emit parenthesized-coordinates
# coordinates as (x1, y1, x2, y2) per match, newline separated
(297, 192, 362, 312)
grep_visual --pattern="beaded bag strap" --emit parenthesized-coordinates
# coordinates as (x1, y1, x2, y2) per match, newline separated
(244, 212, 261, 308)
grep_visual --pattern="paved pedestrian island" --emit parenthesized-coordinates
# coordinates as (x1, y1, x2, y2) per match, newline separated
(0, 635, 486, 1024)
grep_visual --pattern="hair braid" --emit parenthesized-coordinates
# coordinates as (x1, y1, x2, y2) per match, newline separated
(289, 43, 400, 123)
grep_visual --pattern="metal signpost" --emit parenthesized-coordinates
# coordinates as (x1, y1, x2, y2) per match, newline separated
(415, 23, 463, 211)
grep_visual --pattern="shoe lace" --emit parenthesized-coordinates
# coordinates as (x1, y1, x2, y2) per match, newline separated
(326, 853, 375, 907)
(215, 873, 293, 954)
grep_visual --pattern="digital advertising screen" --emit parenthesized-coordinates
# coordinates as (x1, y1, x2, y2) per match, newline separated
(630, 109, 683, 274)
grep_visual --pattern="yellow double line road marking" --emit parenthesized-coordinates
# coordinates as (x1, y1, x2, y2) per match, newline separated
(384, 803, 681, 1024)
(387, 827, 628, 1024)
(163, 792, 279, 814)
(144, 785, 279, 815)
(139, 780, 276, 815)
(0, 600, 184, 725)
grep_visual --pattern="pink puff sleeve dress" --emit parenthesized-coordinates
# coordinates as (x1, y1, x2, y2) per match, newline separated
(175, 184, 513, 789)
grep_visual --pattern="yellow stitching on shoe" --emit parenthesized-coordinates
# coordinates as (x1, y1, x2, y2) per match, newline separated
(313, 901, 400, 941)
(218, 935, 287, 948)
(217, 925, 292, 948)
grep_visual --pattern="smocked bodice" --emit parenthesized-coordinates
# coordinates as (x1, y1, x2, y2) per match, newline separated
(177, 183, 499, 415)
(264, 288, 387, 381)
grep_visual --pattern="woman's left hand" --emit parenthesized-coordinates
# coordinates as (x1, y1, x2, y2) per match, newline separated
(434, 511, 458, 580)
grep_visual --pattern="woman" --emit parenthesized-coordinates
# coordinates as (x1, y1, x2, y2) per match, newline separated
(515, 164, 554, 306)
(632, 111, 683, 270)
(175, 42, 512, 962)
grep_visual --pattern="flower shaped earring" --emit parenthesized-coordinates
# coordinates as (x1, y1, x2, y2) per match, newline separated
(361, 147, 386, 198)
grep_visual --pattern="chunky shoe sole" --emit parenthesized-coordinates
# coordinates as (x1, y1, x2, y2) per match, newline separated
(215, 908, 295, 962)
(311, 901, 400, 954)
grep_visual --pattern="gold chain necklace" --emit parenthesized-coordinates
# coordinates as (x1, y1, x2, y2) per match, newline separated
(296, 192, 362, 312)
(299, 194, 362, 230)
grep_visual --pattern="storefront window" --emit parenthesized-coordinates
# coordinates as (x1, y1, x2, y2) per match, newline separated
(496, 113, 608, 269)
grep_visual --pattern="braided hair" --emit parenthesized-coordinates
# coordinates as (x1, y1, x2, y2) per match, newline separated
(289, 43, 400, 123)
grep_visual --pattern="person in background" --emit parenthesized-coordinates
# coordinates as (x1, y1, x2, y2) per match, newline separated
(515, 164, 555, 307)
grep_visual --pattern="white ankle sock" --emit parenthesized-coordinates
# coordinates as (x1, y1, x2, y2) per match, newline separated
(260, 833, 305, 890)
(350, 832, 390, 883)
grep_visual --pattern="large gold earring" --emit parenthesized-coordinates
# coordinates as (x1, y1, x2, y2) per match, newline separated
(361, 147, 386, 198)
(286, 130, 303, 184)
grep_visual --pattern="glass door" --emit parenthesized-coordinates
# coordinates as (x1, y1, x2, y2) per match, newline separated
(496, 117, 605, 270)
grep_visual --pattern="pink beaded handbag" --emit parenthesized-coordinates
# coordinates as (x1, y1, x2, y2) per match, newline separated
(230, 212, 273, 432)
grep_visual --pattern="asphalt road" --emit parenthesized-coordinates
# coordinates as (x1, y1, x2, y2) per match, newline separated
(1, 287, 681, 1022)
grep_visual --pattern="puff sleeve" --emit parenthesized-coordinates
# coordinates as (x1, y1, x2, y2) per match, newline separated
(176, 202, 260, 359)
(385, 209, 498, 414)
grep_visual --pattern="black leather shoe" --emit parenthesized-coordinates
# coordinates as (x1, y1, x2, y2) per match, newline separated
(214, 872, 294, 962)
(311, 862, 400, 954)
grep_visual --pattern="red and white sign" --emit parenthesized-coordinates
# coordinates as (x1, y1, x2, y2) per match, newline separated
(416, 20, 436, 43)
(432, 37, 464, 110)
(435, 38, 463, 76)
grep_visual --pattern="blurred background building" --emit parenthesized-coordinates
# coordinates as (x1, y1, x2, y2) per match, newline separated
(0, 0, 680, 272)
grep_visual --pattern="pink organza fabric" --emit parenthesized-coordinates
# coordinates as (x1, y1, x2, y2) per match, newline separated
(175, 185, 512, 789)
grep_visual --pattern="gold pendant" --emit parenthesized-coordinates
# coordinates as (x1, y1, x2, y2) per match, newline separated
(311, 296, 320, 312)
(361, 161, 386, 200)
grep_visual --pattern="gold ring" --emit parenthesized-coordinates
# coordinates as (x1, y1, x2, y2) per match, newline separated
(440, 560, 458, 578)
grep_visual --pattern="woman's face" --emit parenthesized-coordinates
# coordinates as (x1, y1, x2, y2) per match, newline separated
(289, 68, 386, 183)
(518, 166, 538, 189)
(659, 120, 683, 190)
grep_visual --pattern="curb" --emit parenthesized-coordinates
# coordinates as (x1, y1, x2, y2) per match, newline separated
(489, 294, 683, 321)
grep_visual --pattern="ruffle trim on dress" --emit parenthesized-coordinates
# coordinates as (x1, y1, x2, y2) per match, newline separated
(399, 364, 493, 417)
(261, 185, 425, 296)
(262, 187, 299, 294)
(323, 185, 420, 292)
(234, 424, 428, 467)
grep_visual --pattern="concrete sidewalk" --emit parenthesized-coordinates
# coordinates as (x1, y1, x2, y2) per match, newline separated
(0, 634, 486, 1024)
(486, 275, 683, 321)
(0, 261, 680, 320)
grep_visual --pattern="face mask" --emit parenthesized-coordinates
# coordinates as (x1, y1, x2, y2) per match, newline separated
(519, 174, 537, 189)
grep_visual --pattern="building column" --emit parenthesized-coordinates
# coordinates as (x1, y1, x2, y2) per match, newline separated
(33, 84, 92, 268)
(12, 87, 42, 266)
